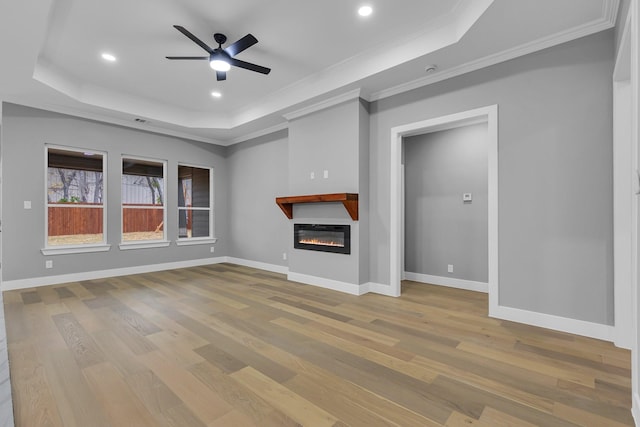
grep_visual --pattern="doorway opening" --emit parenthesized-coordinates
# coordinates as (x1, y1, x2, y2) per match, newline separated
(389, 105, 498, 315)
(403, 122, 489, 293)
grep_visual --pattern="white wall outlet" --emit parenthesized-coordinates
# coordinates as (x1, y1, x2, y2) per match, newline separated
(310, 172, 315, 179)
(210, 246, 215, 253)
(463, 193, 472, 202)
(323, 170, 329, 179)
(24, 201, 32, 209)
(282, 252, 287, 260)
(45, 260, 53, 269)
(447, 264, 453, 273)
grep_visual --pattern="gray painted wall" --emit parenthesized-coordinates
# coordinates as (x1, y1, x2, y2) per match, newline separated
(288, 100, 360, 195)
(404, 123, 488, 282)
(358, 100, 370, 284)
(0, 29, 617, 328)
(225, 130, 290, 266)
(1, 104, 229, 281)
(287, 98, 367, 285)
(369, 30, 614, 325)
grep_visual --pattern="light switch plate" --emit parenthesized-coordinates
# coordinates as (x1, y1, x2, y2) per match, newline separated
(463, 193, 472, 202)
(24, 201, 32, 209)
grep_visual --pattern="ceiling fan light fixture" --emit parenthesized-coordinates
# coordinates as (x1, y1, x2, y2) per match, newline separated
(210, 59, 231, 72)
(168, 26, 270, 80)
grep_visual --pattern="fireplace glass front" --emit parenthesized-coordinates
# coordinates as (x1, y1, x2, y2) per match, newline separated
(294, 224, 351, 254)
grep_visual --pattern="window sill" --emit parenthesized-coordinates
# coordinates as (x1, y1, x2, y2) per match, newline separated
(119, 241, 171, 251)
(41, 244, 111, 256)
(175, 237, 218, 246)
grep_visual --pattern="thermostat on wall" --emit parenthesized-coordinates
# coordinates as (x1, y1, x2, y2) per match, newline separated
(463, 193, 473, 202)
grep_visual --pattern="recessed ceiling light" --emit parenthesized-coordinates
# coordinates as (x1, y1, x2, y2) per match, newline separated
(101, 53, 117, 62)
(211, 91, 222, 98)
(358, 5, 373, 17)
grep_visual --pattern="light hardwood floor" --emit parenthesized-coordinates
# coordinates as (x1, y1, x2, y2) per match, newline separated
(4, 263, 634, 426)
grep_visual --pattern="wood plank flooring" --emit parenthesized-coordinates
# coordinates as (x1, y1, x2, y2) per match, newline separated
(4, 263, 634, 426)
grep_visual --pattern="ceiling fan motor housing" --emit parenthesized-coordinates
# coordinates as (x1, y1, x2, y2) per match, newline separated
(213, 33, 227, 46)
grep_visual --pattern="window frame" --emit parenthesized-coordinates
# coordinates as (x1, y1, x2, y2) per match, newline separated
(42, 144, 110, 255)
(176, 163, 217, 246)
(119, 155, 170, 250)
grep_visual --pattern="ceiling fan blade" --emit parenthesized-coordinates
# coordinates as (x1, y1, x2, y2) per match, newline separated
(228, 58, 271, 75)
(225, 34, 258, 57)
(165, 56, 209, 60)
(173, 25, 213, 54)
(216, 71, 227, 81)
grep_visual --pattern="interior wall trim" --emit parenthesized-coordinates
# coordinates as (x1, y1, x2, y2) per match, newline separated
(0, 255, 618, 346)
(282, 89, 362, 121)
(363, 282, 397, 297)
(226, 257, 289, 275)
(633, 392, 639, 426)
(287, 271, 367, 296)
(390, 104, 498, 303)
(404, 272, 489, 293)
(369, 0, 620, 102)
(1, 257, 227, 291)
(492, 304, 615, 343)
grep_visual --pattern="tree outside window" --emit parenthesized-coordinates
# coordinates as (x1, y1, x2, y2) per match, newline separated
(122, 158, 166, 242)
(47, 147, 105, 246)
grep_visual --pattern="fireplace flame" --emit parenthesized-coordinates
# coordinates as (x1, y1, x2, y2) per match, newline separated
(299, 238, 344, 247)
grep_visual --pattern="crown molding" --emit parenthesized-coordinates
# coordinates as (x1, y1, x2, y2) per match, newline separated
(228, 122, 289, 145)
(2, 95, 225, 145)
(282, 89, 362, 121)
(602, 0, 621, 26)
(369, 0, 620, 102)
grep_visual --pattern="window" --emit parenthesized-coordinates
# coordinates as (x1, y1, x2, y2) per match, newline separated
(46, 147, 106, 249)
(121, 157, 167, 246)
(177, 164, 214, 242)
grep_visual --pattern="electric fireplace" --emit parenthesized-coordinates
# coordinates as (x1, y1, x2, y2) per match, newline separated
(294, 224, 351, 254)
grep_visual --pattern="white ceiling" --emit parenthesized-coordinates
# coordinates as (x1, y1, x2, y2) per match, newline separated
(0, 0, 618, 145)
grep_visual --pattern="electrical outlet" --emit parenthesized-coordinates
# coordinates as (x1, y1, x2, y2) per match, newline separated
(282, 252, 287, 260)
(45, 260, 53, 269)
(323, 170, 329, 179)
(447, 264, 453, 273)
(310, 172, 315, 180)
(210, 246, 215, 253)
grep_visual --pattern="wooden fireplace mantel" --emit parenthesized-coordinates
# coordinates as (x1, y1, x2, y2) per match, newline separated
(275, 193, 358, 220)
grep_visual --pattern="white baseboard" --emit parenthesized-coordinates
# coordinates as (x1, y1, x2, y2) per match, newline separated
(612, 328, 634, 350)
(287, 272, 367, 295)
(404, 271, 488, 293)
(226, 257, 289, 275)
(490, 304, 615, 343)
(633, 393, 639, 427)
(364, 282, 401, 297)
(2, 259, 620, 346)
(2, 257, 228, 291)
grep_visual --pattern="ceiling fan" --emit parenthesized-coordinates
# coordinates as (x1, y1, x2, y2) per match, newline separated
(166, 25, 271, 81)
